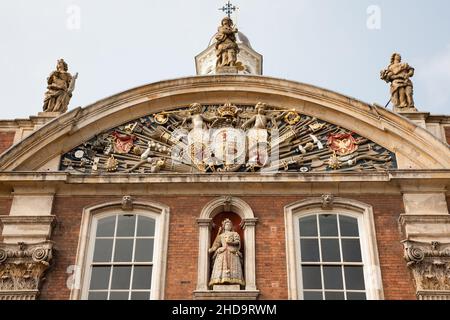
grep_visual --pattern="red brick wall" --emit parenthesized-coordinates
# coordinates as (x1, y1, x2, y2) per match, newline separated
(40, 195, 416, 300)
(445, 127, 450, 144)
(0, 198, 12, 242)
(0, 131, 15, 154)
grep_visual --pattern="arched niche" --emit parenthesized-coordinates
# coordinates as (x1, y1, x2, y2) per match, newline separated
(195, 197, 258, 296)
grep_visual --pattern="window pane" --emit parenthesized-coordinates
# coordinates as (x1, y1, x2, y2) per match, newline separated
(325, 291, 345, 300)
(89, 266, 111, 290)
(96, 216, 116, 237)
(132, 266, 153, 290)
(339, 215, 359, 237)
(347, 292, 367, 300)
(299, 215, 317, 237)
(301, 266, 322, 289)
(135, 239, 154, 262)
(300, 239, 320, 262)
(111, 266, 132, 290)
(323, 266, 343, 290)
(88, 291, 108, 300)
(319, 215, 338, 236)
(116, 215, 136, 237)
(137, 216, 155, 237)
(303, 291, 323, 300)
(109, 291, 129, 300)
(342, 239, 362, 262)
(321, 239, 341, 262)
(114, 239, 134, 262)
(131, 292, 151, 300)
(93, 239, 113, 262)
(344, 266, 365, 290)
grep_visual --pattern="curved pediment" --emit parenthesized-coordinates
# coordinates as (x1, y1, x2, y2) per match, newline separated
(1, 75, 449, 171)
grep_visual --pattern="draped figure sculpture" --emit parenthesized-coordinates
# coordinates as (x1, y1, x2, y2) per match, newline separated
(380, 53, 415, 110)
(215, 17, 240, 68)
(208, 218, 245, 288)
(43, 59, 78, 113)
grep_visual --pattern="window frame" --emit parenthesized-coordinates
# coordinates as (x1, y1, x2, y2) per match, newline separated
(284, 198, 384, 300)
(70, 201, 169, 300)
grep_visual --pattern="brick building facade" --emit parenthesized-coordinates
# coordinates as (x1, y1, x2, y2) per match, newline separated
(0, 21, 449, 301)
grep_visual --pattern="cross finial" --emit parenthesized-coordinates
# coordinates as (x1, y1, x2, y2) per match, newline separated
(219, 1, 238, 18)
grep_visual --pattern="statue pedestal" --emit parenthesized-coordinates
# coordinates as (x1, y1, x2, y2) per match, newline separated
(213, 285, 241, 291)
(216, 66, 239, 74)
(37, 112, 64, 118)
(394, 107, 418, 113)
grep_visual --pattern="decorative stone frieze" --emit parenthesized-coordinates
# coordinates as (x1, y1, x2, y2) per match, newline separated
(0, 241, 53, 300)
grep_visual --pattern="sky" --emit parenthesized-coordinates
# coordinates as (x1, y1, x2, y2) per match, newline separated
(0, 0, 449, 120)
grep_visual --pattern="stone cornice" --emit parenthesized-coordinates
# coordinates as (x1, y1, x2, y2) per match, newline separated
(0, 170, 448, 183)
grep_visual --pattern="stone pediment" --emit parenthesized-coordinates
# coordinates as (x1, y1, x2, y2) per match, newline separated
(0, 76, 449, 172)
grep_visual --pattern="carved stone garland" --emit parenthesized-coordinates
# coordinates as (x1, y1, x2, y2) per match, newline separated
(0, 241, 53, 300)
(60, 103, 397, 174)
(403, 240, 450, 300)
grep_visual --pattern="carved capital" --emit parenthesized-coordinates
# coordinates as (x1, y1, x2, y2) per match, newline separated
(241, 218, 258, 229)
(402, 240, 450, 298)
(0, 241, 54, 300)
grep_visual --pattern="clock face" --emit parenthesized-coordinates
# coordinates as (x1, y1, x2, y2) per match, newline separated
(211, 128, 245, 165)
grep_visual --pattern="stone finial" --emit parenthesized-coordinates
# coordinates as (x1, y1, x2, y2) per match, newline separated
(0, 241, 53, 300)
(380, 53, 417, 112)
(43, 59, 78, 114)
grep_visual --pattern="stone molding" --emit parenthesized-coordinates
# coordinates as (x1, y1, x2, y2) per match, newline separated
(1, 76, 449, 171)
(193, 290, 259, 300)
(402, 240, 450, 299)
(0, 215, 56, 244)
(0, 241, 53, 300)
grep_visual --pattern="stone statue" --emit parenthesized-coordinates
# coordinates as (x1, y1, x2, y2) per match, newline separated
(380, 53, 415, 110)
(208, 218, 245, 288)
(43, 59, 78, 113)
(215, 17, 240, 68)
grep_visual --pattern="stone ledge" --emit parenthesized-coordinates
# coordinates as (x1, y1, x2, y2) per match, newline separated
(193, 290, 260, 300)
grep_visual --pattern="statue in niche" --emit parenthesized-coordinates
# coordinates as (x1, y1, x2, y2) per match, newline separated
(208, 218, 245, 288)
(43, 59, 78, 113)
(215, 17, 240, 68)
(380, 53, 415, 110)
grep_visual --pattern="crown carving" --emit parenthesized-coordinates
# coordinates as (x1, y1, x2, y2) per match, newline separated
(218, 103, 238, 117)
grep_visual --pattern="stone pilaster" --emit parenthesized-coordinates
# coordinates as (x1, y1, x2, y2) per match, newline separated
(0, 241, 53, 300)
(400, 192, 450, 299)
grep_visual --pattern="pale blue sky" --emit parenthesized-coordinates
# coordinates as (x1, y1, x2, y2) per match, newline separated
(0, 0, 449, 119)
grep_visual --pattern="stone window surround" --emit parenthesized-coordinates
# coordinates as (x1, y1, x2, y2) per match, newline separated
(195, 196, 259, 294)
(284, 197, 384, 300)
(70, 200, 170, 300)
